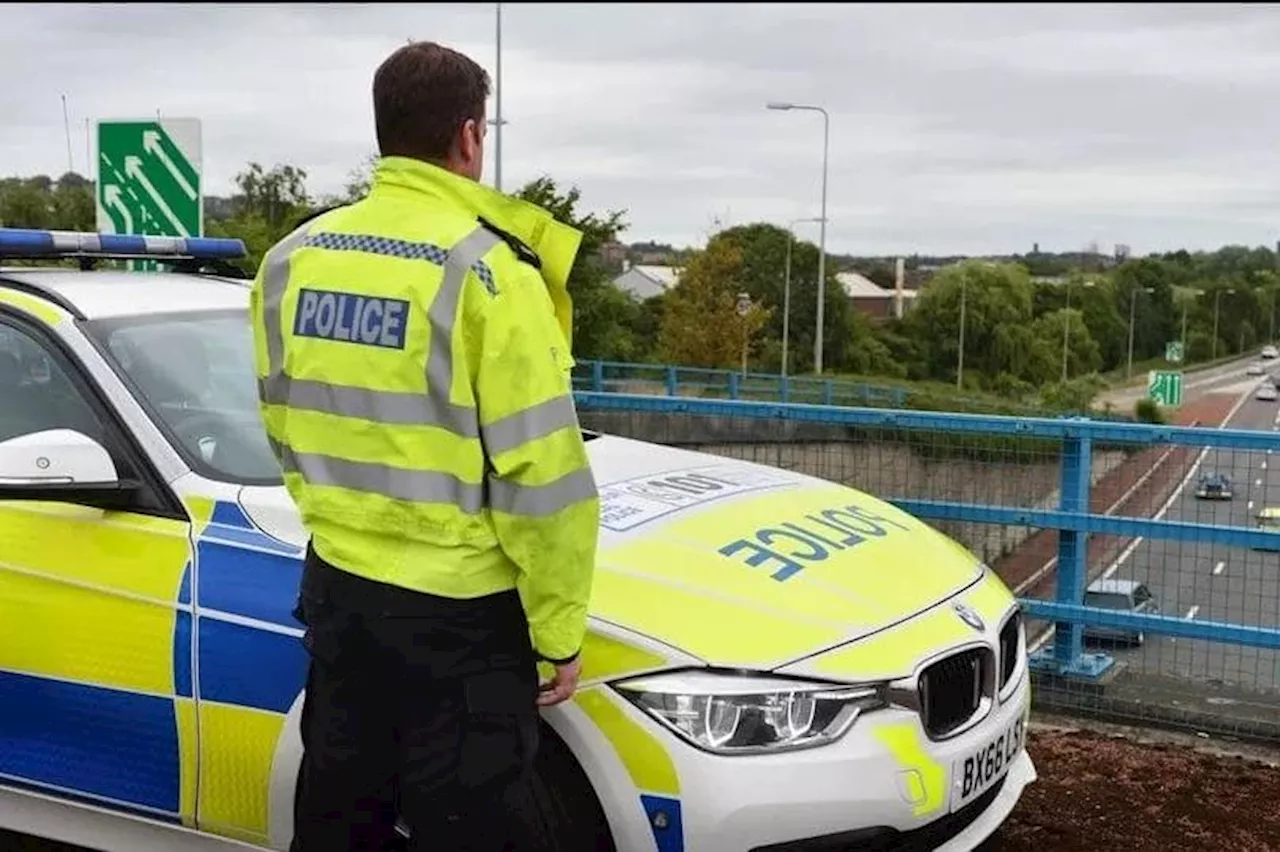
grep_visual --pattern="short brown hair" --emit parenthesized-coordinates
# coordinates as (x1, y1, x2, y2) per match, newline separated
(373, 41, 490, 162)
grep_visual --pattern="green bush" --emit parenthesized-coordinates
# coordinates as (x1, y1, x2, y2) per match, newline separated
(1133, 397, 1165, 424)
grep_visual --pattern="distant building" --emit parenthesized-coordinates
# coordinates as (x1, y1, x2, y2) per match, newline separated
(1115, 244, 1131, 262)
(837, 271, 917, 321)
(598, 240, 628, 271)
(611, 263, 680, 301)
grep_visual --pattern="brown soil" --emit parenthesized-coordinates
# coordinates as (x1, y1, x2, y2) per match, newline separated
(983, 727, 1280, 852)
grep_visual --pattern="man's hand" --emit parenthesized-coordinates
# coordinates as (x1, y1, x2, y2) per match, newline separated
(537, 657, 582, 707)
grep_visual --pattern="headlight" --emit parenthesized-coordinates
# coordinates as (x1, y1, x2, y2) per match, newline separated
(612, 671, 887, 755)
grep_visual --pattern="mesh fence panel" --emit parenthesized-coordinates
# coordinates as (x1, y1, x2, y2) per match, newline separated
(579, 399, 1280, 743)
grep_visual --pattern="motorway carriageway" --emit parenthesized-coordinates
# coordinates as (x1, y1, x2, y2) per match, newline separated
(1079, 374, 1280, 697)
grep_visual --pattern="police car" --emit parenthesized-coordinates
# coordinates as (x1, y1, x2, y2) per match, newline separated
(0, 229, 1035, 852)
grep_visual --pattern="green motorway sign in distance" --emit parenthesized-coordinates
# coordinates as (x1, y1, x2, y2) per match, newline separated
(1165, 341, 1184, 363)
(96, 119, 202, 269)
(1147, 370, 1184, 407)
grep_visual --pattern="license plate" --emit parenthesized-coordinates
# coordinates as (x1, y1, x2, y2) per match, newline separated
(951, 714, 1025, 810)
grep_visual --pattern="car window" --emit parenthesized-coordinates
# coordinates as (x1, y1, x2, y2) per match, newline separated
(0, 319, 107, 446)
(1132, 585, 1152, 606)
(84, 309, 281, 485)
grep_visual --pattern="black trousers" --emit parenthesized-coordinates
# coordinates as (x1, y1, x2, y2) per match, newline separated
(290, 545, 541, 852)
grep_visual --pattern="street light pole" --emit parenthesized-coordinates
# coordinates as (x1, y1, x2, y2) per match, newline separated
(1126, 286, 1154, 379)
(957, 278, 967, 389)
(767, 101, 830, 375)
(781, 216, 823, 378)
(490, 2, 506, 192)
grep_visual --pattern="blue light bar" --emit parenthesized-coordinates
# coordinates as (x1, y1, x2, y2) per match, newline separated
(0, 228, 247, 261)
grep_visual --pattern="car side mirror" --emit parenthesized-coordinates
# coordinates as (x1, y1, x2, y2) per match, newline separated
(0, 429, 136, 510)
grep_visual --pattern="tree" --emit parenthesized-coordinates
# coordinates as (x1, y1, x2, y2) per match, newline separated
(0, 173, 93, 230)
(703, 223, 853, 374)
(205, 163, 315, 271)
(657, 238, 771, 368)
(513, 176, 643, 360)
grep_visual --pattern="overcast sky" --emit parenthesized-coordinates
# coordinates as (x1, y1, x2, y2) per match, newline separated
(5, 3, 1280, 256)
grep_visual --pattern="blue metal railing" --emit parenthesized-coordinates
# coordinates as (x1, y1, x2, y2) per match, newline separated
(571, 359, 909, 407)
(572, 391, 1280, 680)
(571, 358, 1136, 421)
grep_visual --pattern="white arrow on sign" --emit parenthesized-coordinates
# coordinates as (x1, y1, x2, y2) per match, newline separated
(142, 130, 197, 201)
(103, 184, 133, 233)
(125, 155, 188, 237)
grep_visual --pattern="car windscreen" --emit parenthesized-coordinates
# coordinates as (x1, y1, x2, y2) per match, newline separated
(84, 308, 282, 485)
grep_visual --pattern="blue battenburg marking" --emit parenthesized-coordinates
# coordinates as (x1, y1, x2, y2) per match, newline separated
(640, 795, 685, 852)
(177, 560, 191, 606)
(197, 619, 307, 714)
(173, 610, 193, 699)
(210, 500, 254, 529)
(195, 538, 302, 628)
(0, 671, 180, 813)
(293, 287, 409, 350)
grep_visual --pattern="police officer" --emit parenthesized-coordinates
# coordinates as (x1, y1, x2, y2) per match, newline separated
(249, 40, 599, 852)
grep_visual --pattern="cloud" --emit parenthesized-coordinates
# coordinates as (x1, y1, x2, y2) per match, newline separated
(4, 2, 1280, 256)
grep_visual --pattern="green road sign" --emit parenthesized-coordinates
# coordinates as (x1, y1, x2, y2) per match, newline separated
(1148, 370, 1184, 407)
(1166, 341, 1184, 363)
(96, 119, 202, 270)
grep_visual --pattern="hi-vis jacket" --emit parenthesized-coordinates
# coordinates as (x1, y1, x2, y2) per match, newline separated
(249, 156, 599, 663)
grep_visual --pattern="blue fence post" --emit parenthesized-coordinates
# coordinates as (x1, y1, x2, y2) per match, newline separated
(1042, 431, 1114, 679)
(823, 380, 834, 406)
(665, 366, 678, 396)
(590, 360, 604, 392)
(728, 372, 740, 400)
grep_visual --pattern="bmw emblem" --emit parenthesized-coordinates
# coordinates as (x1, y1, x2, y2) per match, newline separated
(953, 602, 986, 632)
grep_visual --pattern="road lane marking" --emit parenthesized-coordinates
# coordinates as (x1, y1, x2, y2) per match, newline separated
(1249, 500, 1255, 510)
(1185, 605, 1200, 620)
(1029, 386, 1256, 655)
(1213, 560, 1226, 576)
(1257, 479, 1264, 486)
(1264, 461, 1269, 470)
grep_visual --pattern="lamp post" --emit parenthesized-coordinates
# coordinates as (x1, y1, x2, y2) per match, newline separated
(957, 276, 967, 389)
(1126, 286, 1155, 379)
(1212, 288, 1236, 360)
(767, 101, 830, 374)
(782, 216, 824, 377)
(1062, 279, 1096, 382)
(489, 2, 508, 191)
(736, 292, 753, 378)
(1180, 289, 1203, 359)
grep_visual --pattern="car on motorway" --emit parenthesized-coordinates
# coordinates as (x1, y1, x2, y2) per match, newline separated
(1253, 508, 1280, 551)
(1257, 383, 1278, 402)
(1083, 579, 1157, 646)
(1262, 345, 1278, 360)
(1194, 472, 1234, 500)
(1248, 361, 1266, 377)
(0, 228, 1035, 852)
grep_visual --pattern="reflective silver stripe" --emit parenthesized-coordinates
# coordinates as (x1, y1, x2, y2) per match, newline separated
(258, 374, 479, 436)
(261, 221, 319, 382)
(482, 394, 581, 456)
(258, 224, 501, 438)
(270, 438, 485, 512)
(488, 467, 598, 517)
(425, 226, 502, 417)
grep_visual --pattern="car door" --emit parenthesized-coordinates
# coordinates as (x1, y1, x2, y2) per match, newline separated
(0, 309, 197, 826)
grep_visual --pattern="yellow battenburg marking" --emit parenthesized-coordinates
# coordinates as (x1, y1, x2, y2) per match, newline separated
(183, 496, 217, 538)
(809, 574, 1015, 681)
(0, 505, 189, 599)
(0, 569, 178, 693)
(175, 698, 199, 827)
(579, 631, 668, 683)
(575, 687, 678, 796)
(198, 703, 286, 844)
(874, 723, 947, 817)
(0, 289, 67, 325)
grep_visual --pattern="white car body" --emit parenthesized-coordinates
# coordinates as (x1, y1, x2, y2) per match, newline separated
(1262, 345, 1278, 360)
(0, 244, 1034, 852)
